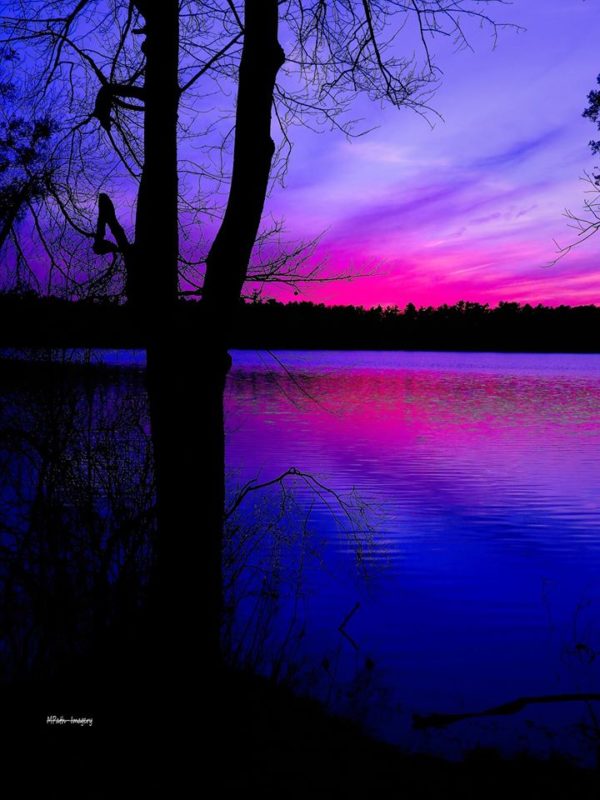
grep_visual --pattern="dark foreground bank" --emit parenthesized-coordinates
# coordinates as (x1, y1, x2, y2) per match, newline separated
(1, 292, 600, 352)
(5, 652, 600, 798)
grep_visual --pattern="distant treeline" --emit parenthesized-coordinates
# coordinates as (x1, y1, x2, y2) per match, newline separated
(1, 292, 600, 352)
(235, 299, 600, 352)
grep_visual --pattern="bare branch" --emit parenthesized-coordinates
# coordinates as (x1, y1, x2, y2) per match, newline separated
(180, 31, 244, 95)
(549, 171, 600, 265)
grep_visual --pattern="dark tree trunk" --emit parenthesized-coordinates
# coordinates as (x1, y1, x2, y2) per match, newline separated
(202, 0, 285, 325)
(127, 2, 215, 675)
(194, 0, 284, 668)
(131, 1, 227, 688)
(146, 337, 229, 683)
(132, 2, 179, 317)
(131, 0, 284, 703)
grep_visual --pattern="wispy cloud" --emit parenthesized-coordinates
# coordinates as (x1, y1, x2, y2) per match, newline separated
(472, 127, 566, 170)
(266, 1, 600, 307)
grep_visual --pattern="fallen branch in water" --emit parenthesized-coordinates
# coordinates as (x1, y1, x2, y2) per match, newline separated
(413, 693, 600, 730)
(338, 602, 361, 651)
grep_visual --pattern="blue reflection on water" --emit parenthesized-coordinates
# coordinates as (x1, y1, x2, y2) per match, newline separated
(225, 350, 600, 763)
(3, 347, 600, 762)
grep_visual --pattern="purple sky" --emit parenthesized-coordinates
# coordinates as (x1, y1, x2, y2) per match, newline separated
(264, 1, 600, 308)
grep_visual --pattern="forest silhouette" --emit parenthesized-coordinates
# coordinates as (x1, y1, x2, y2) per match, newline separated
(1, 291, 599, 353)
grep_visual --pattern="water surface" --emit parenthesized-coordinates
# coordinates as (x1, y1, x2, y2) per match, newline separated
(2, 347, 600, 763)
(226, 350, 600, 762)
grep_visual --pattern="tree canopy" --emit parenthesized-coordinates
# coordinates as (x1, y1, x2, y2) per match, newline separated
(555, 72, 600, 261)
(584, 73, 600, 158)
(0, 1, 513, 302)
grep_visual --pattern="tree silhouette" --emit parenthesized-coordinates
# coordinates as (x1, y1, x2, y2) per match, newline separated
(554, 73, 600, 261)
(0, 0, 512, 750)
(0, 48, 59, 287)
(0, 2, 514, 300)
(584, 73, 600, 157)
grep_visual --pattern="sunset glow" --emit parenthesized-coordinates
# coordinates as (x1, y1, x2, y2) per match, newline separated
(263, 1, 600, 307)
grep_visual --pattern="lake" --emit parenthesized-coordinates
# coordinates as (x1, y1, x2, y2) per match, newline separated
(225, 350, 600, 764)
(2, 348, 600, 763)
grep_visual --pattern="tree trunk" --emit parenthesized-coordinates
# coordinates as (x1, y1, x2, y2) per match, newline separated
(132, 2, 179, 317)
(145, 336, 228, 681)
(202, 0, 285, 326)
(128, 2, 216, 674)
(132, 2, 227, 690)
(135, 0, 284, 703)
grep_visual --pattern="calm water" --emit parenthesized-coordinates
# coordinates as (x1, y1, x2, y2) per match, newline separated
(226, 350, 600, 763)
(2, 348, 600, 762)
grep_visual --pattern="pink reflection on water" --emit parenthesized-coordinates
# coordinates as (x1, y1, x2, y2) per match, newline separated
(226, 354, 600, 525)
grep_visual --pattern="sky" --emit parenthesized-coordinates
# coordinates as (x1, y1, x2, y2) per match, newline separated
(264, 1, 600, 308)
